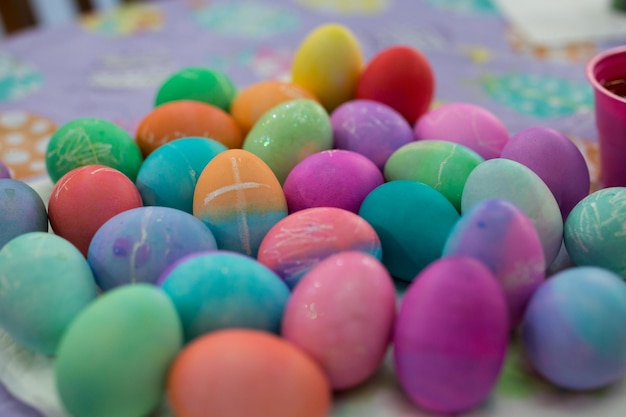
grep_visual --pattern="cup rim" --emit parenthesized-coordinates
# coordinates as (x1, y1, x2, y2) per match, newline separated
(586, 45, 626, 104)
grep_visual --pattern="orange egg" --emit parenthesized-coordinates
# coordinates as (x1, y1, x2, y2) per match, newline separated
(167, 329, 331, 417)
(136, 100, 243, 157)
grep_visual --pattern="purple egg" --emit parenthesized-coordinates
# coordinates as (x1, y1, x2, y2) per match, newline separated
(0, 179, 48, 247)
(330, 99, 414, 170)
(500, 126, 590, 220)
(0, 160, 11, 179)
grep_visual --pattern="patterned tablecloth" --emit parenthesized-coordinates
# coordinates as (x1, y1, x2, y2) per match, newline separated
(0, 0, 623, 416)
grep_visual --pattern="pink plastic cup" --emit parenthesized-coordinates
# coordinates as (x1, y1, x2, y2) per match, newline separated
(587, 46, 626, 188)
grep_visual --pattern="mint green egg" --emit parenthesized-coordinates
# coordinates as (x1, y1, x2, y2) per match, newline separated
(55, 284, 182, 417)
(385, 140, 484, 212)
(155, 67, 236, 111)
(0, 232, 97, 355)
(242, 98, 333, 184)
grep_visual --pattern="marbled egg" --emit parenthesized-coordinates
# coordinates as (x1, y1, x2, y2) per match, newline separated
(394, 256, 509, 414)
(0, 179, 48, 248)
(192, 149, 287, 257)
(0, 159, 10, 178)
(155, 67, 236, 111)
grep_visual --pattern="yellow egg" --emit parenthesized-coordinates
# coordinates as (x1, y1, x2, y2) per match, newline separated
(291, 23, 364, 112)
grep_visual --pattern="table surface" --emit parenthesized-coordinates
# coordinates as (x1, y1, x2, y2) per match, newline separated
(0, 0, 624, 416)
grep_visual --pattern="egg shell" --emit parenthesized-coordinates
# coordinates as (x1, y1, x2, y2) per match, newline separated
(167, 329, 331, 417)
(462, 158, 563, 266)
(88, 206, 218, 290)
(394, 256, 509, 414)
(135, 137, 227, 214)
(443, 199, 545, 328)
(291, 23, 363, 112)
(564, 187, 626, 277)
(193, 149, 287, 258)
(0, 159, 10, 178)
(500, 126, 590, 220)
(257, 207, 382, 289)
(414, 102, 509, 159)
(231, 80, 318, 135)
(0, 179, 48, 248)
(384, 140, 484, 212)
(45, 118, 143, 183)
(159, 251, 290, 342)
(282, 251, 395, 390)
(155, 67, 236, 111)
(135, 100, 243, 157)
(358, 180, 459, 281)
(55, 284, 183, 417)
(242, 98, 333, 184)
(283, 149, 384, 213)
(356, 45, 434, 125)
(0, 232, 97, 355)
(48, 165, 143, 256)
(522, 267, 626, 390)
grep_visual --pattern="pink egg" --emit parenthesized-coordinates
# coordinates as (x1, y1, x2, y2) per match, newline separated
(282, 251, 396, 390)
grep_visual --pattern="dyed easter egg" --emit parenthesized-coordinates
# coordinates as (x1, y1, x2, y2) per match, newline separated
(155, 67, 236, 112)
(136, 137, 227, 214)
(443, 199, 545, 328)
(0, 159, 10, 178)
(356, 45, 434, 125)
(159, 251, 290, 342)
(394, 256, 509, 414)
(0, 232, 97, 355)
(193, 149, 287, 257)
(0, 179, 48, 247)
(462, 158, 563, 266)
(88, 206, 218, 290)
(231, 80, 318, 135)
(522, 267, 626, 390)
(48, 165, 143, 256)
(167, 329, 331, 417)
(330, 99, 414, 170)
(384, 140, 484, 212)
(291, 23, 363, 111)
(564, 187, 626, 277)
(45, 118, 143, 183)
(257, 207, 382, 289)
(283, 149, 384, 213)
(56, 284, 182, 417)
(282, 251, 395, 390)
(358, 180, 459, 281)
(500, 126, 590, 220)
(414, 103, 509, 160)
(242, 99, 333, 184)
(135, 100, 243, 157)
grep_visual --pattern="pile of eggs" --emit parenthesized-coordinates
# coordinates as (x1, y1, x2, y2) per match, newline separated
(1, 22, 626, 417)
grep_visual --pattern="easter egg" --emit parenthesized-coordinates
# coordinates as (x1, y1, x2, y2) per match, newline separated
(356, 45, 434, 125)
(443, 199, 545, 328)
(283, 149, 384, 213)
(257, 207, 382, 289)
(0, 159, 10, 178)
(564, 187, 626, 277)
(135, 137, 227, 214)
(155, 67, 236, 111)
(231, 80, 318, 135)
(88, 206, 218, 290)
(48, 165, 143, 256)
(282, 251, 395, 390)
(242, 98, 333, 184)
(45, 118, 143, 183)
(193, 149, 287, 257)
(462, 158, 563, 266)
(291, 23, 363, 111)
(394, 256, 509, 414)
(522, 267, 626, 390)
(56, 284, 183, 417)
(167, 329, 331, 417)
(358, 180, 460, 281)
(414, 103, 509, 159)
(135, 100, 243, 157)
(0, 232, 97, 355)
(0, 179, 48, 248)
(159, 251, 290, 342)
(384, 140, 484, 212)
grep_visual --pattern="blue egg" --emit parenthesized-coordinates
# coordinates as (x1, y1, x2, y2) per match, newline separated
(0, 179, 48, 248)
(159, 251, 290, 342)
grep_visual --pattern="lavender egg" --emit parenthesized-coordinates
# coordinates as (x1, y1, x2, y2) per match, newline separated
(0, 160, 10, 179)
(0, 179, 48, 248)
